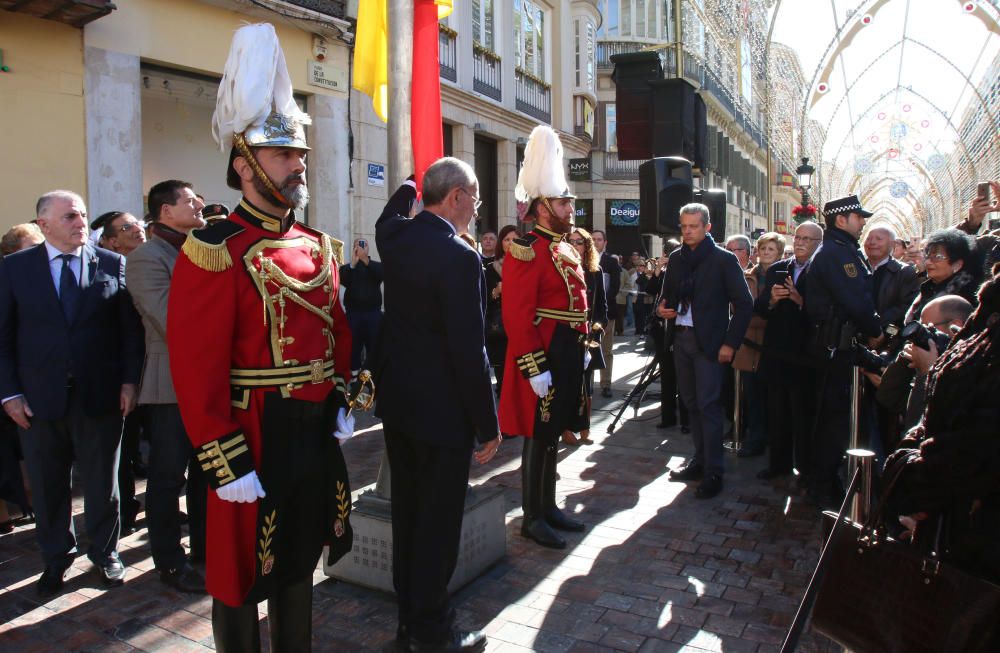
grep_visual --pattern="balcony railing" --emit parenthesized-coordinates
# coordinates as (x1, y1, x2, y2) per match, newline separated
(602, 151, 641, 180)
(596, 40, 646, 69)
(473, 44, 502, 101)
(439, 25, 457, 83)
(515, 68, 551, 123)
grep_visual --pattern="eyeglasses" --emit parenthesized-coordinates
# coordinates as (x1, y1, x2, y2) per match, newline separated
(793, 235, 821, 243)
(458, 188, 482, 210)
(114, 221, 146, 234)
(568, 238, 586, 245)
(924, 252, 949, 262)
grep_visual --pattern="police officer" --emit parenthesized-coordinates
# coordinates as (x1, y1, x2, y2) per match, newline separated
(803, 195, 881, 508)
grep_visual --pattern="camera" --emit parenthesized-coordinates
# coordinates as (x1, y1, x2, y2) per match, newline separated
(899, 320, 951, 352)
(853, 343, 891, 374)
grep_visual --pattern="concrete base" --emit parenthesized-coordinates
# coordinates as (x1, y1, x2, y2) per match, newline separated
(323, 484, 507, 594)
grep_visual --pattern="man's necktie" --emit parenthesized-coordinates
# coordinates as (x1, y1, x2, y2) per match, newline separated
(59, 254, 81, 320)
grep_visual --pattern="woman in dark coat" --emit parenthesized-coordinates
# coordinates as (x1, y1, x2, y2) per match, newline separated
(904, 229, 982, 323)
(484, 225, 519, 395)
(561, 227, 607, 445)
(886, 264, 1000, 583)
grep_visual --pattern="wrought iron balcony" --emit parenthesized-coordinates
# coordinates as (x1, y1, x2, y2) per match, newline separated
(439, 25, 457, 83)
(596, 41, 646, 69)
(602, 151, 641, 180)
(473, 44, 501, 101)
(515, 68, 551, 123)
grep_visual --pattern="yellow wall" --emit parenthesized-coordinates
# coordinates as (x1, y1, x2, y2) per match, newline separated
(84, 0, 349, 97)
(0, 11, 87, 231)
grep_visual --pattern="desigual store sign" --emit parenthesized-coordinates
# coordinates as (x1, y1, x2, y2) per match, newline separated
(608, 199, 640, 227)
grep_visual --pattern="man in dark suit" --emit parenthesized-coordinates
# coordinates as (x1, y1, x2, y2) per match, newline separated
(375, 159, 502, 653)
(656, 203, 753, 499)
(864, 225, 921, 335)
(592, 230, 620, 398)
(753, 221, 823, 481)
(0, 190, 143, 596)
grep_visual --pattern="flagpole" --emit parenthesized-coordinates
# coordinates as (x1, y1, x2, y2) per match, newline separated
(387, 0, 414, 191)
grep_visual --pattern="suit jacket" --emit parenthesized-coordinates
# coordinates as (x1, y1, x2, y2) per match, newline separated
(126, 234, 180, 405)
(873, 257, 921, 329)
(374, 189, 499, 448)
(0, 243, 143, 420)
(599, 251, 622, 319)
(753, 257, 812, 381)
(657, 240, 753, 359)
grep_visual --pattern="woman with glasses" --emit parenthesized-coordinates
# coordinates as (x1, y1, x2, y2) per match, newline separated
(733, 232, 786, 458)
(560, 228, 607, 446)
(485, 225, 519, 394)
(904, 229, 982, 324)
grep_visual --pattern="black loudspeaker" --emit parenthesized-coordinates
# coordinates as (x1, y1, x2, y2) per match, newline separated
(651, 79, 708, 171)
(694, 188, 727, 244)
(639, 157, 694, 235)
(611, 52, 662, 161)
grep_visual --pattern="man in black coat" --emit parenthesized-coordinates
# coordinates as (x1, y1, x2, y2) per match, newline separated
(592, 230, 620, 398)
(0, 190, 143, 596)
(753, 221, 822, 481)
(375, 159, 502, 653)
(804, 195, 882, 508)
(656, 203, 753, 499)
(864, 225, 921, 335)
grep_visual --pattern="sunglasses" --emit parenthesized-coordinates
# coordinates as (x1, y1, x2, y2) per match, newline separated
(568, 238, 586, 245)
(115, 221, 146, 233)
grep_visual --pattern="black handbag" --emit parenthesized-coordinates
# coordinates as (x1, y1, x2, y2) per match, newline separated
(811, 479, 1000, 652)
(485, 307, 504, 339)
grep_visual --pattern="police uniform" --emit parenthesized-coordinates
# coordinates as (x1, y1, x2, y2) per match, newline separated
(803, 195, 881, 507)
(499, 125, 588, 550)
(166, 24, 354, 652)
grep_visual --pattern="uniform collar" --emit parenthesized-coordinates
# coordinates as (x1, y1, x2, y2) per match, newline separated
(825, 226, 860, 248)
(534, 224, 563, 243)
(235, 198, 296, 233)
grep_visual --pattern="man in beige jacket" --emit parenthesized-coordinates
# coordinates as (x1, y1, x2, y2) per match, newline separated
(126, 179, 207, 593)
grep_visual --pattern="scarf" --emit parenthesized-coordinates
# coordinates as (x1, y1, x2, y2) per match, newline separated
(151, 222, 188, 252)
(677, 233, 716, 313)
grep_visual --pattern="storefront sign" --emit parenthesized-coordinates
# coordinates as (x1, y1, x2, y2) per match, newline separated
(307, 60, 347, 92)
(573, 199, 593, 229)
(569, 157, 591, 181)
(608, 199, 640, 227)
(367, 163, 385, 187)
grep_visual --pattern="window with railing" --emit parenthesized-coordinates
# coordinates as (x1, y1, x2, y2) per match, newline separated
(515, 68, 551, 123)
(439, 23, 457, 82)
(603, 151, 641, 179)
(473, 44, 502, 100)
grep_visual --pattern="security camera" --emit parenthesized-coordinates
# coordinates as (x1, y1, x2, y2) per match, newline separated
(313, 35, 329, 62)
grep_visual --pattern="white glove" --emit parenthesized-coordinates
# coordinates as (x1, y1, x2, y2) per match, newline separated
(333, 406, 356, 441)
(529, 371, 552, 398)
(583, 350, 592, 370)
(216, 470, 266, 503)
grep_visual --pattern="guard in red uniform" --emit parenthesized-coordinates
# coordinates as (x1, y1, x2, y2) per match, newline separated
(500, 126, 589, 549)
(166, 24, 354, 652)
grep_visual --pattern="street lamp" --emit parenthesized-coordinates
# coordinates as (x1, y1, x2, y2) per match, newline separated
(796, 156, 815, 207)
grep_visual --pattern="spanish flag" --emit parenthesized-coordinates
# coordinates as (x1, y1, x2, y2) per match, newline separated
(353, 0, 453, 124)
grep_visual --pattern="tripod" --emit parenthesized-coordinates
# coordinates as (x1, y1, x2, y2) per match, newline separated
(607, 355, 660, 434)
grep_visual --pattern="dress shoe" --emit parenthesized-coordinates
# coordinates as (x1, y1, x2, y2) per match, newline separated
(695, 474, 723, 499)
(756, 467, 792, 480)
(521, 518, 566, 549)
(95, 553, 127, 587)
(408, 629, 487, 652)
(600, 387, 612, 398)
(37, 565, 68, 597)
(668, 463, 703, 482)
(545, 507, 585, 532)
(159, 563, 205, 593)
(560, 431, 581, 447)
(736, 445, 765, 458)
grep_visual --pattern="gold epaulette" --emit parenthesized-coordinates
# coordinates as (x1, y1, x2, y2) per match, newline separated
(509, 235, 537, 262)
(181, 221, 244, 272)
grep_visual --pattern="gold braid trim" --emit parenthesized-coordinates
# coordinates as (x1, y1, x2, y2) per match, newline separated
(509, 240, 536, 261)
(182, 233, 233, 272)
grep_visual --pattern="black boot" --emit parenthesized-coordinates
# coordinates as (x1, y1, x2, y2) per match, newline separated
(542, 445, 584, 532)
(212, 598, 261, 653)
(520, 440, 565, 549)
(268, 578, 313, 652)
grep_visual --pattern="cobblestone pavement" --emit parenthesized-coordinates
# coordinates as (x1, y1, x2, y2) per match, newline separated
(0, 338, 840, 652)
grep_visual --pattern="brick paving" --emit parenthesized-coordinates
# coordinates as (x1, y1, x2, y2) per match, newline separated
(0, 338, 840, 652)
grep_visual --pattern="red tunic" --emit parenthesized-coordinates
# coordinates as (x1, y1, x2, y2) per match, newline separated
(167, 199, 352, 607)
(499, 225, 589, 437)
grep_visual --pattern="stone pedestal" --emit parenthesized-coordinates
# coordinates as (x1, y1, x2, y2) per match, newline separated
(324, 484, 506, 594)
